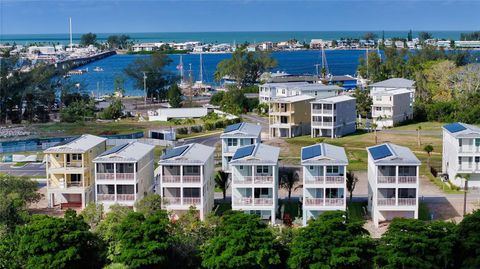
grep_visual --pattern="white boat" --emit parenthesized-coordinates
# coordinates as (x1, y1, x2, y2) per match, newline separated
(93, 67, 104, 72)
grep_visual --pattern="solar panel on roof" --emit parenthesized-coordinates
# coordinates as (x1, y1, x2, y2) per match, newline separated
(224, 123, 243, 133)
(232, 144, 256, 160)
(444, 123, 466, 133)
(301, 145, 322, 160)
(369, 145, 393, 160)
(98, 143, 129, 157)
(54, 136, 79, 147)
(161, 145, 189, 160)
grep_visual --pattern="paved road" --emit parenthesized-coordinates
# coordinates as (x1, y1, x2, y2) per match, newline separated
(0, 163, 46, 177)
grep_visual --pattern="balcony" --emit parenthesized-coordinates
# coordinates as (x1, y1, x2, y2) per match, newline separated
(183, 197, 201, 205)
(377, 198, 396, 206)
(305, 176, 324, 184)
(304, 198, 344, 206)
(304, 198, 323, 205)
(97, 173, 115, 180)
(97, 194, 115, 201)
(311, 121, 333, 127)
(117, 173, 135, 181)
(233, 197, 273, 206)
(234, 197, 253, 206)
(162, 175, 181, 183)
(325, 176, 344, 184)
(398, 176, 417, 184)
(117, 194, 135, 201)
(254, 198, 273, 205)
(183, 175, 201, 183)
(254, 176, 273, 184)
(233, 176, 253, 184)
(305, 176, 344, 184)
(377, 176, 396, 184)
(163, 197, 182, 205)
(325, 198, 344, 206)
(398, 198, 416, 206)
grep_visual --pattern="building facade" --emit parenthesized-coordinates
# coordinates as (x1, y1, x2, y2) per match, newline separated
(44, 134, 107, 209)
(311, 95, 357, 138)
(269, 95, 316, 138)
(220, 122, 262, 172)
(301, 143, 348, 226)
(93, 142, 155, 210)
(230, 143, 280, 224)
(259, 82, 341, 103)
(367, 143, 420, 227)
(157, 143, 215, 220)
(442, 122, 480, 188)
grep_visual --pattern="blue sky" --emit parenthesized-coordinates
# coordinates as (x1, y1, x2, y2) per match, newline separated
(1, 0, 479, 34)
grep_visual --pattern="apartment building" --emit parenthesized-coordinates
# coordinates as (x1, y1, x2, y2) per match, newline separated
(259, 82, 341, 103)
(220, 122, 262, 172)
(44, 134, 107, 209)
(370, 78, 415, 128)
(311, 95, 357, 138)
(269, 95, 315, 138)
(157, 143, 215, 220)
(301, 143, 348, 226)
(93, 142, 155, 210)
(230, 143, 280, 224)
(442, 122, 480, 188)
(367, 143, 420, 227)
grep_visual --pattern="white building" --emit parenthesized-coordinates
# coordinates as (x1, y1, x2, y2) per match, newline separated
(370, 78, 415, 128)
(311, 95, 357, 138)
(442, 122, 480, 188)
(93, 142, 155, 210)
(148, 107, 237, 121)
(301, 143, 348, 226)
(230, 143, 280, 224)
(259, 82, 341, 103)
(367, 143, 420, 227)
(157, 143, 215, 220)
(220, 122, 262, 172)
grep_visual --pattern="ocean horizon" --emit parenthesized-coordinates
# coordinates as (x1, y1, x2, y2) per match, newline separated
(0, 31, 471, 45)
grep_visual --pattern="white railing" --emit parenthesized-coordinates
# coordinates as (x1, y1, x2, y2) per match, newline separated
(254, 198, 273, 205)
(398, 176, 417, 184)
(377, 198, 396, 206)
(162, 175, 181, 183)
(67, 181, 82, 187)
(97, 194, 115, 201)
(325, 198, 344, 206)
(117, 194, 135, 201)
(398, 198, 416, 206)
(254, 176, 273, 184)
(311, 109, 323, 114)
(234, 197, 253, 206)
(163, 197, 182, 205)
(183, 175, 201, 183)
(325, 176, 344, 184)
(66, 162, 83, 168)
(233, 176, 253, 184)
(96, 173, 115, 180)
(305, 176, 324, 184)
(117, 173, 135, 181)
(304, 198, 323, 205)
(183, 197, 201, 205)
(377, 176, 396, 184)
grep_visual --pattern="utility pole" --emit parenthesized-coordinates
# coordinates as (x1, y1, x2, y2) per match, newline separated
(143, 72, 147, 106)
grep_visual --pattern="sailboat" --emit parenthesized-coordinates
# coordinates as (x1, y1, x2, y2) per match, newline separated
(192, 53, 213, 95)
(177, 55, 189, 89)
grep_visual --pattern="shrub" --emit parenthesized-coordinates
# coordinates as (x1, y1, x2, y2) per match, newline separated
(190, 125, 203, 133)
(176, 127, 188, 135)
(204, 122, 215, 131)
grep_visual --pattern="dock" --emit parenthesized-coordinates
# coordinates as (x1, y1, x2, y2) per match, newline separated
(55, 50, 116, 72)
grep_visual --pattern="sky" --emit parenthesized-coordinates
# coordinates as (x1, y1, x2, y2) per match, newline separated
(1, 0, 480, 34)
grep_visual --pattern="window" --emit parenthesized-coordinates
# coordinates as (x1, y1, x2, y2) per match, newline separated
(375, 107, 382, 111)
(256, 166, 269, 174)
(458, 157, 462, 165)
(72, 154, 82, 161)
(459, 139, 463, 147)
(71, 174, 82, 183)
(117, 185, 135, 194)
(184, 166, 200, 175)
(227, 138, 238, 147)
(239, 165, 244, 170)
(476, 139, 480, 147)
(117, 163, 134, 173)
(375, 96, 382, 101)
(326, 166, 339, 174)
(97, 184, 114, 194)
(309, 166, 314, 170)
(475, 157, 480, 163)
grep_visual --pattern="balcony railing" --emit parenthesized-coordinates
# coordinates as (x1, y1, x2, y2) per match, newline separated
(254, 176, 273, 184)
(183, 197, 201, 205)
(305, 176, 324, 184)
(117, 194, 135, 201)
(312, 121, 333, 127)
(398, 176, 417, 184)
(304, 198, 323, 205)
(233, 176, 253, 184)
(377, 198, 396, 206)
(325, 198, 344, 206)
(325, 176, 344, 184)
(234, 197, 253, 206)
(398, 198, 416, 206)
(304, 198, 344, 206)
(183, 175, 201, 183)
(117, 173, 135, 181)
(163, 197, 182, 205)
(66, 162, 83, 168)
(97, 194, 115, 201)
(97, 173, 115, 180)
(162, 175, 181, 183)
(377, 176, 396, 184)
(254, 198, 273, 205)
(67, 181, 82, 187)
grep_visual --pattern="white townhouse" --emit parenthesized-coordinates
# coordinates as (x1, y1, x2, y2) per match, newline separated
(157, 143, 215, 220)
(93, 142, 155, 210)
(442, 122, 480, 188)
(367, 143, 421, 227)
(301, 143, 348, 226)
(370, 78, 415, 128)
(230, 143, 280, 224)
(311, 95, 357, 138)
(220, 122, 262, 173)
(259, 82, 341, 103)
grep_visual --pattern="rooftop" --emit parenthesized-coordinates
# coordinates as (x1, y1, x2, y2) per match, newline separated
(271, 95, 316, 103)
(261, 82, 343, 91)
(369, 78, 415, 89)
(311, 95, 356, 104)
(367, 143, 421, 165)
(371, 88, 412, 96)
(443, 122, 480, 138)
(44, 134, 106, 153)
(221, 122, 262, 138)
(230, 143, 280, 165)
(93, 142, 155, 163)
(301, 143, 348, 165)
(159, 143, 215, 164)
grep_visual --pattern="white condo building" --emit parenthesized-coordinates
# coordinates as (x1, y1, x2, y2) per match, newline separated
(370, 78, 415, 128)
(442, 122, 480, 188)
(311, 95, 357, 138)
(230, 143, 280, 224)
(93, 142, 155, 210)
(301, 143, 348, 226)
(157, 143, 215, 220)
(367, 143, 420, 227)
(259, 82, 342, 103)
(220, 122, 262, 172)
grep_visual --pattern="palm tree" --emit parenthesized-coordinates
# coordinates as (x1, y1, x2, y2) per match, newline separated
(371, 122, 378, 144)
(416, 125, 422, 146)
(423, 144, 434, 167)
(215, 170, 230, 200)
(280, 169, 300, 200)
(456, 173, 471, 216)
(346, 171, 359, 202)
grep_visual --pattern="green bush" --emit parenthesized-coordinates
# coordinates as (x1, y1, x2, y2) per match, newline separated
(204, 122, 215, 131)
(176, 127, 188, 135)
(190, 125, 203, 133)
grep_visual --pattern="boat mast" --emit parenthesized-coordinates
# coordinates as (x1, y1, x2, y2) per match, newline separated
(199, 53, 203, 83)
(321, 43, 329, 78)
(69, 17, 73, 51)
(179, 55, 184, 83)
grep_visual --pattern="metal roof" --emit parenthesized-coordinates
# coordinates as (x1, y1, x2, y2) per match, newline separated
(271, 95, 316, 103)
(158, 143, 215, 165)
(369, 78, 415, 89)
(301, 143, 348, 165)
(44, 134, 107, 153)
(442, 122, 480, 138)
(371, 88, 412, 96)
(366, 143, 421, 165)
(93, 142, 155, 162)
(221, 122, 262, 138)
(230, 143, 280, 165)
(311, 95, 356, 104)
(261, 82, 344, 92)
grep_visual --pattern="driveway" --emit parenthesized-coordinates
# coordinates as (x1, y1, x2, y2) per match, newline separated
(0, 163, 46, 177)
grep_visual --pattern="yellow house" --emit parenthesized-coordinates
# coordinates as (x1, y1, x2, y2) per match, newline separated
(44, 134, 107, 209)
(269, 95, 315, 138)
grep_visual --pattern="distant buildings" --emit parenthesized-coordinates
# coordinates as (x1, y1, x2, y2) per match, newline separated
(367, 143, 420, 227)
(259, 82, 341, 104)
(45, 134, 107, 209)
(230, 143, 280, 224)
(220, 122, 262, 172)
(442, 122, 480, 188)
(370, 78, 415, 128)
(93, 142, 155, 210)
(311, 95, 357, 138)
(269, 95, 315, 138)
(157, 143, 215, 220)
(301, 143, 348, 226)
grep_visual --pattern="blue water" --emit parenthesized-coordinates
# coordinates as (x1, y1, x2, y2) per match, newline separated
(71, 50, 367, 96)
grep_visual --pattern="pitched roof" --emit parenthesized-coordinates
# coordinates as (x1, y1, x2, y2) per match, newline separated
(93, 142, 155, 162)
(369, 78, 415, 89)
(44, 134, 106, 153)
(311, 95, 356, 104)
(158, 143, 215, 164)
(366, 143, 421, 165)
(221, 122, 262, 138)
(229, 143, 280, 165)
(443, 122, 480, 138)
(271, 95, 316, 103)
(301, 143, 348, 165)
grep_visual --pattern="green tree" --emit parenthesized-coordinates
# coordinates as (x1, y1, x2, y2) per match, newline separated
(353, 88, 372, 118)
(363, 32, 377, 41)
(107, 34, 130, 49)
(60, 99, 96, 122)
(214, 170, 230, 200)
(456, 173, 471, 216)
(288, 211, 374, 269)
(201, 211, 281, 269)
(457, 210, 480, 268)
(80, 202, 104, 230)
(113, 75, 125, 95)
(375, 218, 457, 269)
(134, 193, 163, 217)
(80, 32, 97, 47)
(96, 205, 133, 260)
(357, 51, 384, 81)
(346, 170, 359, 202)
(423, 144, 434, 167)
(100, 98, 124, 120)
(280, 168, 299, 200)
(111, 211, 172, 268)
(167, 83, 183, 108)
(407, 29, 413, 41)
(419, 32, 433, 43)
(214, 48, 277, 88)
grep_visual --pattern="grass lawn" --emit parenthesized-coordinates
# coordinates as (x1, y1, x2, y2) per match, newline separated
(177, 129, 223, 140)
(12, 162, 28, 167)
(347, 201, 368, 222)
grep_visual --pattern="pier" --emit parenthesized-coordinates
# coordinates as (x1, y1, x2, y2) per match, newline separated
(55, 50, 116, 72)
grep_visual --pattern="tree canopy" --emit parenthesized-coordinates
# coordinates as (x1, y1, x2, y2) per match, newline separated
(80, 32, 97, 47)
